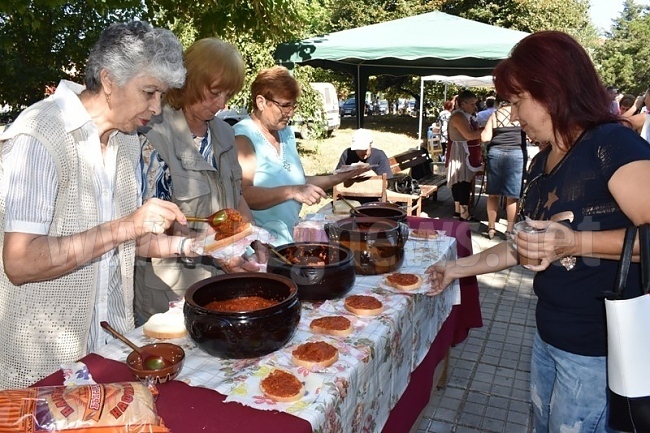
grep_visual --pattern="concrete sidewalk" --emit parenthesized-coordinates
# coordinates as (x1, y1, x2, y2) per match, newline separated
(415, 184, 536, 433)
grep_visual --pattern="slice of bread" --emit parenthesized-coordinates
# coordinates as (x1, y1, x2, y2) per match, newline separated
(291, 341, 339, 369)
(410, 229, 440, 239)
(260, 369, 305, 402)
(202, 222, 253, 253)
(143, 309, 187, 339)
(344, 295, 384, 316)
(309, 316, 353, 337)
(385, 273, 423, 291)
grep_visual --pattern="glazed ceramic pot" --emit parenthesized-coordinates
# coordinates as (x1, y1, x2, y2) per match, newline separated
(184, 273, 300, 359)
(267, 242, 356, 301)
(126, 343, 185, 384)
(324, 217, 409, 275)
(352, 203, 407, 223)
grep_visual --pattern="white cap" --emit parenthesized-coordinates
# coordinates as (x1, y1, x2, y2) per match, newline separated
(350, 128, 373, 150)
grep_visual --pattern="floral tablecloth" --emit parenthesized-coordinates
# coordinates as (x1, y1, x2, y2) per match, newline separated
(96, 234, 459, 433)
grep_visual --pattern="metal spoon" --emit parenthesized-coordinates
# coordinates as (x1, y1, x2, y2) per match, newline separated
(100, 321, 168, 370)
(185, 209, 228, 230)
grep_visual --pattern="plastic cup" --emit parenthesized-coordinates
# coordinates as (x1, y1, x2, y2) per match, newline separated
(513, 221, 545, 267)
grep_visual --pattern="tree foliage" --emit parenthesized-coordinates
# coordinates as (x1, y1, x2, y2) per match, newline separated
(0, 0, 142, 111)
(593, 0, 650, 95)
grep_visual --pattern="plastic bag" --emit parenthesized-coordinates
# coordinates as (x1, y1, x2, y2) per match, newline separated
(0, 382, 169, 432)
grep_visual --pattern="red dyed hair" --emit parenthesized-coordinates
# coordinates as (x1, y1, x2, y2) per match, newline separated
(493, 31, 619, 150)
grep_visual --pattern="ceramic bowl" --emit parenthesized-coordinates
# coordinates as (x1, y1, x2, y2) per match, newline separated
(184, 273, 301, 359)
(267, 242, 356, 301)
(126, 343, 185, 384)
(325, 216, 409, 275)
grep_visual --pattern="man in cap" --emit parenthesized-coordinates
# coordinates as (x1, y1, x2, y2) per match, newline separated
(335, 128, 392, 179)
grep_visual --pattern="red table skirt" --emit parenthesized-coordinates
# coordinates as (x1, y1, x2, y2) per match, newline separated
(34, 218, 481, 433)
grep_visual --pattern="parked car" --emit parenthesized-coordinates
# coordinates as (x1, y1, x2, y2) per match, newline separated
(216, 106, 248, 126)
(341, 97, 357, 117)
(378, 99, 389, 115)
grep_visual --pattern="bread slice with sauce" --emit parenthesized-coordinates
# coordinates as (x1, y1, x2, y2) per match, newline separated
(291, 341, 339, 368)
(309, 316, 353, 337)
(259, 369, 305, 402)
(344, 295, 384, 316)
(384, 273, 423, 291)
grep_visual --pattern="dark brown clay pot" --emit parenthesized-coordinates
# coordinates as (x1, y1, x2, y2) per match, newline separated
(267, 242, 356, 301)
(352, 203, 407, 223)
(184, 273, 300, 359)
(324, 217, 409, 275)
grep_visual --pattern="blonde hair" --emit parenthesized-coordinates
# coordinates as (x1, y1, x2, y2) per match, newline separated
(166, 38, 245, 109)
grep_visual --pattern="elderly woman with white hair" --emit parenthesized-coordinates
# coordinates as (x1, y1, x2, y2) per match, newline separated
(0, 21, 188, 389)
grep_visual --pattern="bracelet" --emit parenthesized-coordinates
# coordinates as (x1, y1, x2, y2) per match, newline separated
(177, 237, 190, 257)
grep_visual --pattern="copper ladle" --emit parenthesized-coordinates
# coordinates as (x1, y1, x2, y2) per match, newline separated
(185, 209, 228, 230)
(100, 321, 168, 370)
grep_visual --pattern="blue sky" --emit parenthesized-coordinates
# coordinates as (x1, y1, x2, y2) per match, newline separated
(589, 0, 650, 31)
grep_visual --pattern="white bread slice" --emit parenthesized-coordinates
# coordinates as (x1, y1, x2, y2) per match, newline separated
(384, 273, 423, 291)
(309, 316, 353, 337)
(260, 369, 305, 402)
(143, 309, 187, 339)
(202, 223, 253, 253)
(344, 295, 384, 316)
(291, 341, 339, 368)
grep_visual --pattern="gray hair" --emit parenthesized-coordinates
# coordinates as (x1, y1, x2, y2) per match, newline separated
(84, 21, 185, 92)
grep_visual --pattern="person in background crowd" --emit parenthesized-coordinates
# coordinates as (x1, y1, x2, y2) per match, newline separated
(335, 128, 392, 179)
(606, 85, 620, 115)
(427, 31, 650, 433)
(446, 90, 483, 221)
(136, 38, 257, 324)
(480, 98, 526, 238)
(0, 21, 188, 389)
(476, 96, 497, 127)
(438, 100, 453, 157)
(621, 89, 650, 141)
(618, 93, 636, 116)
(235, 66, 367, 245)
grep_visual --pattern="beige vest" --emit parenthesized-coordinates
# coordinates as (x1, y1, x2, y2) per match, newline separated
(134, 106, 242, 320)
(0, 99, 140, 389)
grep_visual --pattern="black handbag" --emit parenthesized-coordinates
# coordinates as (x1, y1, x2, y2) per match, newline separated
(605, 224, 650, 432)
(387, 175, 421, 195)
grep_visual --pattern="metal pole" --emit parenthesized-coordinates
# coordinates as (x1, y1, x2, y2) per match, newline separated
(418, 77, 424, 142)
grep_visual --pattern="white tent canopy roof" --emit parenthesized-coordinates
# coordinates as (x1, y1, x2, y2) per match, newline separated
(422, 74, 494, 87)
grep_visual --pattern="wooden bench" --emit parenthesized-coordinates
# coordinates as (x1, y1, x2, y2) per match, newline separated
(389, 147, 447, 202)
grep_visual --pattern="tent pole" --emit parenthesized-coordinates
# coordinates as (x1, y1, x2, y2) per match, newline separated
(418, 77, 424, 143)
(444, 83, 447, 102)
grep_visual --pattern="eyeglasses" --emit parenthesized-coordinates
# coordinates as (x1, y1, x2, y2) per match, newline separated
(266, 97, 299, 114)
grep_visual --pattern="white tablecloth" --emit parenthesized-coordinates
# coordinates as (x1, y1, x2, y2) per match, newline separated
(96, 234, 460, 433)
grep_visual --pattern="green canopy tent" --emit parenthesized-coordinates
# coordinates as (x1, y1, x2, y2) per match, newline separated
(274, 11, 528, 129)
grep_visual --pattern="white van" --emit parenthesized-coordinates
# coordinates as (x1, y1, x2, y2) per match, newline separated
(291, 82, 341, 139)
(311, 82, 340, 134)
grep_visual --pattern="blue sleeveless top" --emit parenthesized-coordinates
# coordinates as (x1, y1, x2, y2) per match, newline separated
(522, 122, 650, 356)
(234, 117, 306, 245)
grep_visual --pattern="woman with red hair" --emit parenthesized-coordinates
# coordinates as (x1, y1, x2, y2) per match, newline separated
(427, 31, 650, 432)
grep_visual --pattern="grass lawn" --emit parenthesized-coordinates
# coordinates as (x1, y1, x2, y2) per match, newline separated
(297, 114, 434, 215)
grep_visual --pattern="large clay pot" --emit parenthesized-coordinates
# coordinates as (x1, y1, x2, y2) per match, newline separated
(352, 203, 407, 223)
(325, 217, 409, 275)
(184, 273, 300, 359)
(267, 242, 356, 301)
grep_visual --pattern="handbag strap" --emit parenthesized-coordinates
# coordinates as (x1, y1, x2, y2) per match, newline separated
(640, 224, 650, 294)
(611, 226, 637, 299)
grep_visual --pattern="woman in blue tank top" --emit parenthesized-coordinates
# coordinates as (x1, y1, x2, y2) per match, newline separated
(234, 67, 367, 245)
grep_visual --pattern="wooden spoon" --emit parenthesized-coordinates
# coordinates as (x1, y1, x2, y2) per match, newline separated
(100, 322, 168, 370)
(337, 195, 365, 216)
